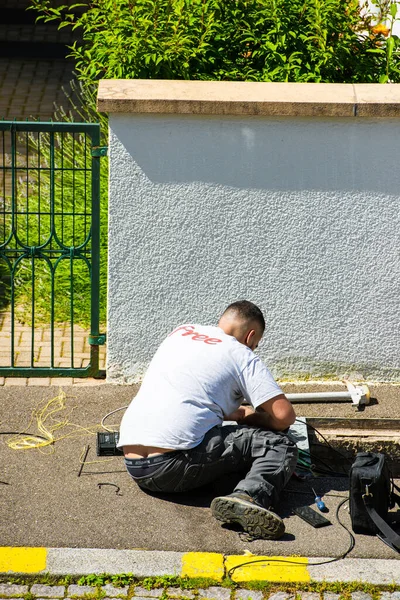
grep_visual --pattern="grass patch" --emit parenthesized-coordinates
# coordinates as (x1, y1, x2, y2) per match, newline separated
(78, 574, 136, 588)
(140, 576, 225, 590)
(1, 574, 400, 597)
(74, 593, 105, 600)
(0, 574, 75, 586)
(240, 581, 396, 597)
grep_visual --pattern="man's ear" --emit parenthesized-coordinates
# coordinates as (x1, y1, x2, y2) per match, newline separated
(245, 329, 255, 348)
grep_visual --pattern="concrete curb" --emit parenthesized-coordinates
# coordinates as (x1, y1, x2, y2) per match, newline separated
(1, 548, 400, 585)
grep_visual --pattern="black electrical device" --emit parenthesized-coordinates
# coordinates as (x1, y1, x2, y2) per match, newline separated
(97, 431, 124, 456)
(293, 505, 332, 528)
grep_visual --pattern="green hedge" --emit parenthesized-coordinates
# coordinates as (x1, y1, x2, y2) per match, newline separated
(30, 0, 400, 83)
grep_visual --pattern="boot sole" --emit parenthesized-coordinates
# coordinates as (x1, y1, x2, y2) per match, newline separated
(211, 496, 285, 540)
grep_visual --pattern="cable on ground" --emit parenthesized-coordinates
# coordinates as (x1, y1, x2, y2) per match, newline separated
(296, 418, 352, 470)
(228, 497, 354, 577)
(100, 406, 128, 432)
(5, 390, 98, 451)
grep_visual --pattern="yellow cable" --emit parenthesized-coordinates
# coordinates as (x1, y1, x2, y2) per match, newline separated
(6, 390, 98, 451)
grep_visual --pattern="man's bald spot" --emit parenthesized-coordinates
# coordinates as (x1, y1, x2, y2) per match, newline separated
(219, 309, 263, 338)
(219, 300, 265, 330)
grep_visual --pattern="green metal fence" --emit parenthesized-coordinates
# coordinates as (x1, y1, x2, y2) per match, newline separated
(0, 121, 106, 377)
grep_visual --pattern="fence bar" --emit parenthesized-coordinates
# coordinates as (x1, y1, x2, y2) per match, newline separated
(0, 121, 104, 378)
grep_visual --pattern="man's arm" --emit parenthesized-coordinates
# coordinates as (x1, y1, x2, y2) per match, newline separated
(226, 394, 296, 431)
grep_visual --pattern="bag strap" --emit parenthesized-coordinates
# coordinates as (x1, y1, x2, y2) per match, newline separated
(392, 491, 400, 507)
(389, 478, 400, 508)
(392, 480, 400, 497)
(363, 491, 400, 553)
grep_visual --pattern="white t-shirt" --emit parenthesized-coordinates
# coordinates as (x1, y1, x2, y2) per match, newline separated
(118, 324, 283, 450)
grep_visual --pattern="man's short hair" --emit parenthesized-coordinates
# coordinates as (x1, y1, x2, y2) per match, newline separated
(221, 300, 265, 332)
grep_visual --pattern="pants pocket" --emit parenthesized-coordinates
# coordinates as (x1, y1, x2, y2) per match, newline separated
(251, 437, 267, 457)
(130, 458, 185, 493)
(174, 464, 204, 492)
(133, 475, 164, 493)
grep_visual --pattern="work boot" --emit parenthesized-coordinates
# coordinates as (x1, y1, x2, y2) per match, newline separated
(210, 492, 285, 540)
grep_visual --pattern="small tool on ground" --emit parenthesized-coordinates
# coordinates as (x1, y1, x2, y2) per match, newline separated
(312, 487, 326, 511)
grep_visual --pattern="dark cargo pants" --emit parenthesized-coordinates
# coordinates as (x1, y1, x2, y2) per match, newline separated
(124, 425, 298, 509)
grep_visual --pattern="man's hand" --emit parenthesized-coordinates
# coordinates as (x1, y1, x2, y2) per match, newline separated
(225, 395, 296, 431)
(224, 405, 254, 423)
(256, 394, 296, 430)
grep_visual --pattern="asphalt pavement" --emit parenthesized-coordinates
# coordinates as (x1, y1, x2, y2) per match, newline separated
(1, 382, 400, 564)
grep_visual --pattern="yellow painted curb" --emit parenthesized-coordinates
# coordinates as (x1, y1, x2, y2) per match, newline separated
(0, 547, 47, 573)
(181, 552, 225, 580)
(225, 555, 310, 583)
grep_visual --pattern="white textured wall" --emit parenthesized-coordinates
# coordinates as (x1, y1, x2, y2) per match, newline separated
(107, 114, 400, 383)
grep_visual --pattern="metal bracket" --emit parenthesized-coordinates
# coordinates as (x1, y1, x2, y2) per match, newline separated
(91, 146, 108, 157)
(345, 381, 371, 409)
(89, 333, 107, 345)
(363, 483, 373, 499)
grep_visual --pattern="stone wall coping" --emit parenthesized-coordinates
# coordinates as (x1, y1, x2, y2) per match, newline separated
(97, 80, 400, 118)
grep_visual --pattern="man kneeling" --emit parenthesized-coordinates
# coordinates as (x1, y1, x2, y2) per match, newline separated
(118, 300, 297, 540)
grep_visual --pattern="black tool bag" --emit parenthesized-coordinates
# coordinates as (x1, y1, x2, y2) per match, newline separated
(350, 452, 400, 552)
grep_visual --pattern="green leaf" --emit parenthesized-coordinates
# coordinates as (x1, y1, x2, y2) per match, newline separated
(265, 41, 277, 51)
(387, 35, 395, 59)
(390, 3, 397, 19)
(379, 73, 389, 83)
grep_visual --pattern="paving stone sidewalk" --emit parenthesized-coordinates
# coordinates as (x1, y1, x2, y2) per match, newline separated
(0, 0, 79, 121)
(0, 58, 76, 122)
(0, 585, 397, 600)
(0, 311, 106, 385)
